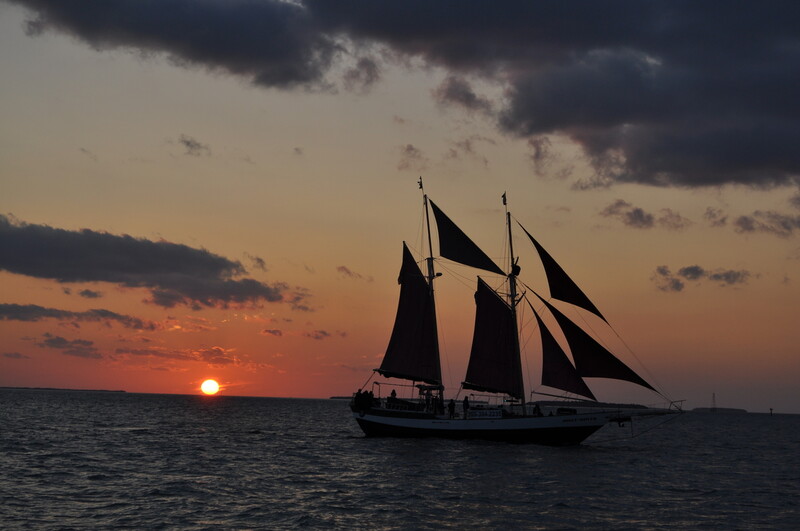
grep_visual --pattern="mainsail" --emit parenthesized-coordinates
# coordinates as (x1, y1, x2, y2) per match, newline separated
(429, 200, 505, 276)
(530, 304, 596, 400)
(462, 278, 525, 399)
(377, 242, 441, 385)
(533, 292, 655, 392)
(519, 223, 606, 322)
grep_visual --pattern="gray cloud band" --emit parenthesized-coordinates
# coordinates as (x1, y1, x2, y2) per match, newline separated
(0, 215, 308, 309)
(8, 0, 800, 188)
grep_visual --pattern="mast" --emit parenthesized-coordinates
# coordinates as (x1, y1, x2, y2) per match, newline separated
(504, 193, 525, 414)
(419, 178, 437, 291)
(419, 178, 443, 392)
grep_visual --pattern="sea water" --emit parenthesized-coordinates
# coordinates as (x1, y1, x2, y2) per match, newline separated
(1, 389, 798, 530)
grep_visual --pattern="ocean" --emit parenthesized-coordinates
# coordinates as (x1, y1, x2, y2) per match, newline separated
(1, 389, 798, 530)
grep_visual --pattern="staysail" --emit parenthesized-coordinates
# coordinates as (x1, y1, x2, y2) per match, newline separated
(533, 292, 655, 392)
(429, 200, 505, 276)
(377, 243, 441, 385)
(462, 278, 525, 399)
(519, 223, 606, 322)
(530, 303, 596, 400)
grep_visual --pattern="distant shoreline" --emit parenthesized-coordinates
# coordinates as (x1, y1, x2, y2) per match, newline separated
(1, 386, 126, 393)
(692, 407, 748, 413)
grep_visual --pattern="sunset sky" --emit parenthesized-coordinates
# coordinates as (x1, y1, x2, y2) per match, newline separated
(2, 1, 798, 413)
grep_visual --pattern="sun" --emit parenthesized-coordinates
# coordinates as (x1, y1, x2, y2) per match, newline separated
(200, 379, 220, 395)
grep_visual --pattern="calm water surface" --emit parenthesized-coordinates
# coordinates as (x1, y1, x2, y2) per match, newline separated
(1, 389, 798, 529)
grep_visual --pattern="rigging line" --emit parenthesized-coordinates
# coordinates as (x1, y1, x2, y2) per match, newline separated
(571, 305, 672, 402)
(358, 372, 376, 393)
(605, 322, 672, 402)
(434, 260, 482, 291)
(519, 278, 672, 402)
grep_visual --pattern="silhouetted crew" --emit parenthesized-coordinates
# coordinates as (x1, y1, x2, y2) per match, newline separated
(463, 396, 469, 419)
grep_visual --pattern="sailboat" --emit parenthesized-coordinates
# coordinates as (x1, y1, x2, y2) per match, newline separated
(351, 181, 681, 445)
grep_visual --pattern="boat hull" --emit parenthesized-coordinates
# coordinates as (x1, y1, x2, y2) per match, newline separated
(353, 410, 607, 446)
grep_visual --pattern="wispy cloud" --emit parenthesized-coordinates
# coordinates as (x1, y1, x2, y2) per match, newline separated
(36, 333, 101, 358)
(704, 207, 728, 227)
(303, 329, 346, 341)
(600, 200, 692, 230)
(115, 345, 240, 366)
(343, 56, 380, 93)
(1, 303, 158, 330)
(433, 75, 493, 115)
(336, 265, 373, 282)
(3, 351, 30, 360)
(652, 265, 753, 292)
(178, 134, 211, 157)
(734, 211, 800, 238)
(397, 144, 428, 172)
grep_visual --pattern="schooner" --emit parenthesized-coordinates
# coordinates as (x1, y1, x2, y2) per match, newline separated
(351, 181, 680, 445)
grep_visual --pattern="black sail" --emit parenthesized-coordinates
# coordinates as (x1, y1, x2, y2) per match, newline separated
(534, 293, 655, 392)
(463, 278, 525, 399)
(519, 223, 606, 322)
(429, 200, 505, 276)
(378, 243, 441, 385)
(530, 303, 596, 400)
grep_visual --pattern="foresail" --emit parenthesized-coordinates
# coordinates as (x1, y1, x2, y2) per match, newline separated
(463, 278, 524, 399)
(529, 301, 596, 400)
(429, 200, 505, 276)
(534, 292, 656, 392)
(519, 223, 606, 322)
(378, 243, 442, 385)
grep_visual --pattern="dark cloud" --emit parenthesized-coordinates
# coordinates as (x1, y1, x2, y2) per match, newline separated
(600, 199, 654, 229)
(0, 303, 158, 330)
(14, 0, 337, 90)
(305, 330, 330, 340)
(652, 266, 684, 292)
(79, 289, 102, 299)
(178, 134, 210, 156)
(733, 211, 800, 238)
(261, 329, 282, 337)
(37, 333, 101, 358)
(677, 265, 706, 281)
(600, 200, 691, 230)
(652, 264, 752, 292)
(3, 351, 31, 359)
(0, 214, 310, 310)
(11, 0, 800, 188)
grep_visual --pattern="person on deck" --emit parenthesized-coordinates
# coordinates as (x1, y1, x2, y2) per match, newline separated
(448, 399, 455, 419)
(462, 396, 470, 419)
